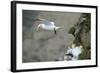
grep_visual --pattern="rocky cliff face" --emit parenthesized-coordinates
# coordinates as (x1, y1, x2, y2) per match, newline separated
(68, 13, 91, 59)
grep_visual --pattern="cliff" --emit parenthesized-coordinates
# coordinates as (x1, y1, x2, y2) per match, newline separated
(68, 13, 91, 59)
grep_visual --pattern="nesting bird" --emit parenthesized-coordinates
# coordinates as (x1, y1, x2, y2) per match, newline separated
(64, 44, 83, 61)
(36, 18, 63, 34)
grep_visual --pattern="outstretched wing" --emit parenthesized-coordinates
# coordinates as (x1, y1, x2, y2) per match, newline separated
(36, 18, 55, 26)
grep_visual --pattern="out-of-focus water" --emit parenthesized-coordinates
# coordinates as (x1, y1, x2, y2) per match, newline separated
(22, 10, 81, 63)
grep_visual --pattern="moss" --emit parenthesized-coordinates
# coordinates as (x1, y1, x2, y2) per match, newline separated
(68, 13, 91, 60)
(68, 26, 75, 35)
(79, 49, 91, 60)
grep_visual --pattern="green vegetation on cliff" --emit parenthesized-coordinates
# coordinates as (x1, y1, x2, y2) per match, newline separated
(68, 13, 91, 60)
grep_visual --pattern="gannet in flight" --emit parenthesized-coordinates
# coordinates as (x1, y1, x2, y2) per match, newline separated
(36, 18, 63, 34)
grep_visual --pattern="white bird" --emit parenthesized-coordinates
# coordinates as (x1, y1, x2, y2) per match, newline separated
(36, 18, 63, 34)
(65, 44, 83, 60)
(71, 46, 83, 60)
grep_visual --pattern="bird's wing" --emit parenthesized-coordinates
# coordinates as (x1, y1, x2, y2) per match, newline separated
(50, 22, 55, 26)
(41, 20, 55, 26)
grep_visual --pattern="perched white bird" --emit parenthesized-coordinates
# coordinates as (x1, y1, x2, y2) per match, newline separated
(71, 46, 83, 60)
(65, 44, 83, 60)
(36, 18, 63, 34)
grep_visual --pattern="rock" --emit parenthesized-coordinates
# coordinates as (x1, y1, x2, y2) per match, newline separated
(68, 13, 91, 60)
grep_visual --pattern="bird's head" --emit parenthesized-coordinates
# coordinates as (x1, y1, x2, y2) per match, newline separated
(36, 24, 42, 31)
(72, 44, 76, 48)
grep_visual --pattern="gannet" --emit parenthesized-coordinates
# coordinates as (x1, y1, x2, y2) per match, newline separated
(36, 18, 63, 34)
